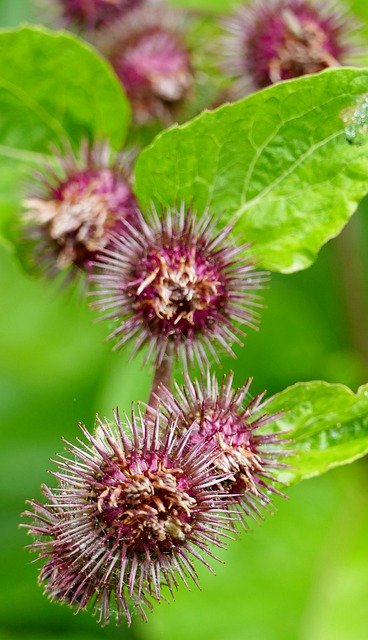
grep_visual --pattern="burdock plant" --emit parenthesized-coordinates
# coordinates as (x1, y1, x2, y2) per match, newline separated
(157, 372, 288, 522)
(24, 411, 238, 624)
(24, 195, 284, 623)
(221, 0, 362, 96)
(90, 205, 267, 369)
(2, 3, 367, 633)
(54, 0, 146, 31)
(23, 142, 136, 277)
(96, 2, 194, 123)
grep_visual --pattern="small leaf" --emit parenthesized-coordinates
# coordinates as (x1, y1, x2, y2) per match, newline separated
(265, 381, 368, 486)
(0, 25, 130, 242)
(135, 67, 368, 273)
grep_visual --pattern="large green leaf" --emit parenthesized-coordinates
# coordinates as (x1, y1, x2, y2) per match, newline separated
(0, 25, 130, 241)
(135, 67, 368, 273)
(266, 381, 368, 485)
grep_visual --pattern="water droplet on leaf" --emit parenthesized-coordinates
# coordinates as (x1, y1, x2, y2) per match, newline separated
(341, 93, 368, 145)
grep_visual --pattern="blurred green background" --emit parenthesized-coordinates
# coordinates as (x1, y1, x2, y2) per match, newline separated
(1, 1, 368, 639)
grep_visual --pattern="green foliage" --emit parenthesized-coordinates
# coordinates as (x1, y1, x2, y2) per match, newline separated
(0, 25, 130, 243)
(135, 67, 368, 273)
(266, 381, 368, 485)
(172, 0, 237, 11)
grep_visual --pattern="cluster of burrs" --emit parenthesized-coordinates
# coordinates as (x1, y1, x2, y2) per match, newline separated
(49, 0, 362, 124)
(22, 140, 289, 625)
(22, 0, 365, 626)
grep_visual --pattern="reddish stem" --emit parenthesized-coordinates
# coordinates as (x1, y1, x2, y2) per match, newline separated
(335, 216, 368, 379)
(147, 355, 173, 411)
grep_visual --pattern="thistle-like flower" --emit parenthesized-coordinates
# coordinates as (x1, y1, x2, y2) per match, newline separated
(23, 142, 136, 277)
(159, 372, 287, 523)
(91, 205, 267, 370)
(97, 3, 193, 123)
(23, 409, 236, 625)
(222, 0, 361, 95)
(56, 0, 144, 31)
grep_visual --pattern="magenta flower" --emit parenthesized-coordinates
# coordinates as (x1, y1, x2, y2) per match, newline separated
(23, 409, 236, 625)
(56, 0, 144, 30)
(91, 205, 267, 370)
(23, 142, 137, 277)
(98, 3, 193, 123)
(159, 372, 288, 523)
(223, 0, 361, 95)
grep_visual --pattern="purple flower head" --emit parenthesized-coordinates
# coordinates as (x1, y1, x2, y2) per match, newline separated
(91, 204, 267, 370)
(98, 3, 193, 123)
(23, 409, 236, 625)
(57, 0, 144, 30)
(159, 372, 288, 524)
(23, 142, 137, 278)
(223, 0, 361, 94)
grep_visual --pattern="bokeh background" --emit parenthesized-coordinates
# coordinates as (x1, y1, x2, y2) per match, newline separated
(1, 1, 368, 639)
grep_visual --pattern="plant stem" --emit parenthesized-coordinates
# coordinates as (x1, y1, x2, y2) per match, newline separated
(335, 213, 368, 379)
(147, 355, 173, 411)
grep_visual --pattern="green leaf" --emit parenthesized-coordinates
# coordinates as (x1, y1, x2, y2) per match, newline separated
(135, 67, 368, 273)
(172, 0, 237, 12)
(0, 25, 130, 242)
(265, 381, 368, 486)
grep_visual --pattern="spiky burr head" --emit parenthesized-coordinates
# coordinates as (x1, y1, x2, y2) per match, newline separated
(56, 0, 145, 30)
(159, 371, 288, 525)
(222, 0, 361, 96)
(23, 141, 137, 278)
(23, 408, 238, 625)
(97, 2, 193, 123)
(90, 204, 267, 370)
